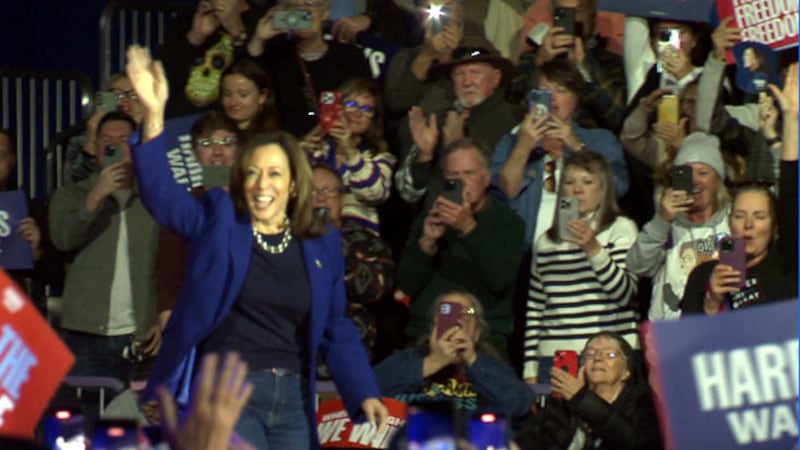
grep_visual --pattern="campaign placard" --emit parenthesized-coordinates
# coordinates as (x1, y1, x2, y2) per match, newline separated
(0, 190, 34, 270)
(317, 397, 406, 449)
(0, 269, 75, 437)
(643, 299, 798, 450)
(717, 0, 798, 53)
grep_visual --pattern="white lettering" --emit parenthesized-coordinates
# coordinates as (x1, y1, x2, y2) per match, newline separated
(0, 394, 14, 426)
(0, 325, 37, 399)
(692, 351, 730, 410)
(0, 211, 10, 238)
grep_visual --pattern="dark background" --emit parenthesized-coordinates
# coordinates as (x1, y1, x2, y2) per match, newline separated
(1, 0, 196, 87)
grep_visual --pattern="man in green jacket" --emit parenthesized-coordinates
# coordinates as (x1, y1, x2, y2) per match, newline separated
(397, 137, 525, 358)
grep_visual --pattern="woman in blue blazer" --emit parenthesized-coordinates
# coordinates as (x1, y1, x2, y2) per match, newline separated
(126, 45, 387, 449)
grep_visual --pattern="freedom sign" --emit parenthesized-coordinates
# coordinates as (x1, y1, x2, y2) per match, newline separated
(643, 299, 798, 450)
(717, 0, 798, 52)
(0, 269, 74, 437)
(317, 397, 406, 448)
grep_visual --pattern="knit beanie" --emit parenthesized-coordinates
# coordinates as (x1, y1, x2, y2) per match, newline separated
(673, 132, 726, 178)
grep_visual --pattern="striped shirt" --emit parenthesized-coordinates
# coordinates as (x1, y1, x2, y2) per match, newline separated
(523, 216, 640, 379)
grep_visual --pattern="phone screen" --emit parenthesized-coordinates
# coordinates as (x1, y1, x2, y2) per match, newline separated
(92, 419, 140, 450)
(441, 178, 463, 204)
(202, 165, 231, 189)
(429, 4, 451, 35)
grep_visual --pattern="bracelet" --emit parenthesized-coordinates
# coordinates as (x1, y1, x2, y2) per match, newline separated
(765, 136, 782, 147)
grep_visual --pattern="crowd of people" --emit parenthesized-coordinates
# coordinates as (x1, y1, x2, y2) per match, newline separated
(3, 0, 798, 448)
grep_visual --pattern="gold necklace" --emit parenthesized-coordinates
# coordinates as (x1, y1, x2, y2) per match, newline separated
(252, 221, 292, 254)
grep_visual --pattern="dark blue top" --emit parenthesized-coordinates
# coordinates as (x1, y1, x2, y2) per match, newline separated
(202, 233, 311, 372)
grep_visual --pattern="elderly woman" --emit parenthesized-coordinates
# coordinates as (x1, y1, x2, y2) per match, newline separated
(524, 151, 639, 385)
(125, 45, 386, 449)
(492, 58, 628, 247)
(374, 291, 535, 430)
(516, 331, 663, 450)
(681, 64, 798, 315)
(627, 131, 732, 320)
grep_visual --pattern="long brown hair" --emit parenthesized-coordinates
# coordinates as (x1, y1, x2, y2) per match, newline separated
(229, 131, 320, 238)
(221, 59, 279, 137)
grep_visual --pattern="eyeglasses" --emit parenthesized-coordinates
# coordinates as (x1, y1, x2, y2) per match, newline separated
(110, 89, 139, 101)
(196, 136, 238, 149)
(582, 349, 625, 361)
(544, 159, 556, 193)
(343, 99, 376, 117)
(312, 186, 345, 198)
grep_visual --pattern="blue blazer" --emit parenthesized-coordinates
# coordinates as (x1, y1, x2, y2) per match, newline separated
(133, 134, 380, 441)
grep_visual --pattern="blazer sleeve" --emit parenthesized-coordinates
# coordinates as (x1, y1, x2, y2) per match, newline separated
(132, 133, 209, 240)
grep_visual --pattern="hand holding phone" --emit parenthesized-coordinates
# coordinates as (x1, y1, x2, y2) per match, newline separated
(104, 144, 124, 166)
(552, 350, 579, 398)
(436, 301, 463, 339)
(718, 237, 746, 288)
(441, 178, 463, 204)
(528, 89, 552, 120)
(671, 164, 693, 194)
(558, 197, 579, 240)
(202, 166, 231, 189)
(553, 7, 576, 40)
(657, 94, 680, 124)
(319, 91, 343, 134)
(95, 91, 118, 114)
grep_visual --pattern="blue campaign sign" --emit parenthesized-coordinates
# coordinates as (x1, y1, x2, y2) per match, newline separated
(163, 113, 203, 191)
(0, 190, 34, 270)
(598, 0, 716, 22)
(643, 300, 798, 450)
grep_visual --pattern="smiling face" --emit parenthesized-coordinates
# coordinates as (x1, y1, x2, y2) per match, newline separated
(562, 165, 603, 217)
(343, 91, 375, 137)
(451, 62, 501, 109)
(686, 162, 720, 215)
(193, 129, 238, 167)
(730, 190, 773, 266)
(538, 75, 578, 122)
(244, 144, 295, 234)
(583, 336, 630, 389)
(221, 74, 267, 130)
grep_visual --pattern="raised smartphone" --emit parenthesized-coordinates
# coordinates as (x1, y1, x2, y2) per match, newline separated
(436, 301, 463, 339)
(441, 178, 464, 204)
(406, 402, 457, 450)
(319, 90, 342, 134)
(671, 164, 693, 194)
(558, 196, 579, 240)
(528, 89, 552, 119)
(657, 94, 680, 124)
(553, 7, 576, 38)
(468, 411, 509, 450)
(95, 91, 118, 114)
(719, 236, 747, 288)
(103, 144, 124, 166)
(202, 165, 231, 189)
(552, 349, 579, 399)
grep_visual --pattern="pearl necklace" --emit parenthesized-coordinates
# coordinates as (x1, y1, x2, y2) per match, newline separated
(253, 222, 292, 254)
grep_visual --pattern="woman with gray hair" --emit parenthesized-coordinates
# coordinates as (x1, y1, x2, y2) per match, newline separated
(516, 331, 663, 450)
(374, 291, 534, 430)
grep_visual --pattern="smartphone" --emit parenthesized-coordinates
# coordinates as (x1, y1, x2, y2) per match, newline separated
(671, 164, 693, 194)
(319, 90, 342, 134)
(719, 237, 747, 288)
(104, 144, 124, 166)
(42, 410, 88, 450)
(528, 89, 552, 120)
(273, 9, 313, 30)
(558, 196, 579, 240)
(202, 165, 231, 189)
(468, 412, 509, 450)
(95, 91, 118, 114)
(657, 94, 680, 124)
(441, 178, 464, 204)
(436, 301, 463, 339)
(406, 402, 457, 450)
(657, 28, 681, 57)
(553, 7, 576, 40)
(429, 3, 451, 35)
(92, 418, 142, 450)
(552, 350, 579, 399)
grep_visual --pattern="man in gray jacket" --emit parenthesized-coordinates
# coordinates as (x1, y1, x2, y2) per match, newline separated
(49, 111, 160, 383)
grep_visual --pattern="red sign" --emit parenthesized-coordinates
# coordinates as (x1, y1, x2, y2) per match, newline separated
(717, 0, 798, 53)
(0, 270, 74, 438)
(317, 397, 406, 449)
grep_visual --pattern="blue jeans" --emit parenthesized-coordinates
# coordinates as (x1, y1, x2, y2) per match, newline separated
(61, 330, 136, 383)
(235, 369, 310, 450)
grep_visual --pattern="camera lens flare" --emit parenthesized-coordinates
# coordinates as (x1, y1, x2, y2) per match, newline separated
(427, 4, 444, 19)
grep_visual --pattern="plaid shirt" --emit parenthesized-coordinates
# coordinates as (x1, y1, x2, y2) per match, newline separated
(510, 35, 627, 134)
